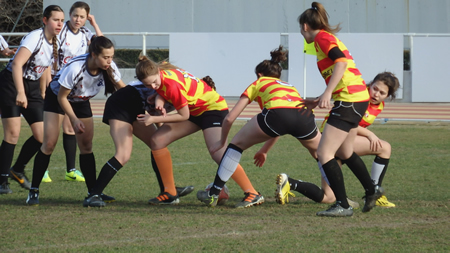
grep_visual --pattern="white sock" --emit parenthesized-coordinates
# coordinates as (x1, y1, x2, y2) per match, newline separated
(370, 161, 385, 185)
(217, 147, 242, 182)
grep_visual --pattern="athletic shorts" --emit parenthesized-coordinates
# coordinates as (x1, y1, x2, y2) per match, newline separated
(0, 69, 44, 124)
(44, 87, 92, 118)
(189, 110, 229, 130)
(102, 85, 145, 125)
(326, 101, 369, 132)
(257, 107, 318, 140)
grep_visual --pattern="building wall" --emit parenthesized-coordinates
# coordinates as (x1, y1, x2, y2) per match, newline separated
(45, 0, 450, 49)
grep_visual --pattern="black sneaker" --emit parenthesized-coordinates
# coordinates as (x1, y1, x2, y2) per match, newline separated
(0, 182, 13, 194)
(83, 194, 106, 207)
(148, 192, 179, 205)
(100, 193, 116, 203)
(26, 189, 39, 206)
(9, 168, 31, 190)
(362, 185, 384, 213)
(176, 186, 194, 197)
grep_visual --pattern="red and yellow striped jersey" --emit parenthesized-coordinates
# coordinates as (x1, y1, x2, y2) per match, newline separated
(319, 101, 385, 131)
(242, 77, 304, 110)
(359, 101, 384, 128)
(157, 69, 228, 116)
(315, 30, 369, 103)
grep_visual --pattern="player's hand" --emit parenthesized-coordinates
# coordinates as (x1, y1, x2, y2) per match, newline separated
(16, 92, 28, 108)
(1, 48, 16, 56)
(317, 92, 332, 109)
(297, 98, 319, 116)
(72, 119, 85, 134)
(253, 151, 267, 167)
(155, 105, 167, 117)
(367, 133, 382, 152)
(87, 14, 97, 26)
(136, 114, 154, 126)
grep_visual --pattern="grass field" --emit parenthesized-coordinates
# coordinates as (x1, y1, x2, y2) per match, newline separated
(1, 119, 449, 252)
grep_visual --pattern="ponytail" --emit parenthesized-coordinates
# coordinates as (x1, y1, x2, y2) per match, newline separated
(298, 2, 341, 34)
(52, 35, 58, 71)
(254, 45, 287, 78)
(202, 76, 216, 91)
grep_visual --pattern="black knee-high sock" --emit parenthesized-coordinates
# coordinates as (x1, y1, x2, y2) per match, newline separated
(342, 152, 375, 195)
(79, 153, 96, 193)
(63, 133, 77, 173)
(91, 157, 122, 195)
(151, 152, 164, 193)
(0, 141, 16, 184)
(210, 144, 243, 196)
(288, 178, 324, 203)
(31, 149, 51, 189)
(372, 156, 389, 186)
(321, 158, 349, 208)
(12, 136, 41, 173)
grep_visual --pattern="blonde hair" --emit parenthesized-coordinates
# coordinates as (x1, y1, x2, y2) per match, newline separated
(135, 55, 216, 90)
(135, 55, 179, 81)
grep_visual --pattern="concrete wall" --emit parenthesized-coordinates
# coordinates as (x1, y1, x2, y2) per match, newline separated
(45, 0, 450, 49)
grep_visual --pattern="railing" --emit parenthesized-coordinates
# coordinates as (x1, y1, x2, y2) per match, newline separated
(2, 31, 449, 63)
(0, 32, 170, 62)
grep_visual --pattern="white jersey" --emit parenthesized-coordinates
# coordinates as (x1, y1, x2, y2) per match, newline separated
(49, 53, 121, 102)
(0, 35, 8, 51)
(54, 21, 94, 75)
(6, 28, 54, 80)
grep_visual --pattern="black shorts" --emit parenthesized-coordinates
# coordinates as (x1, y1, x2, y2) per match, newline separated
(44, 87, 92, 118)
(0, 69, 44, 124)
(0, 69, 44, 107)
(102, 85, 145, 125)
(0, 105, 43, 125)
(326, 101, 369, 132)
(189, 110, 228, 130)
(257, 108, 318, 140)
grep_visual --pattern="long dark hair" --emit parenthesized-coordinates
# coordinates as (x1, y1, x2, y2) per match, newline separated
(89, 36, 117, 95)
(298, 2, 341, 34)
(369, 72, 400, 100)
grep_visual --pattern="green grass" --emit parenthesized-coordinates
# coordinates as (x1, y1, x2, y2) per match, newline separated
(1, 119, 449, 252)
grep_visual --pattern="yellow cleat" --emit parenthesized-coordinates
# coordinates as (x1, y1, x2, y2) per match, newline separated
(65, 170, 85, 182)
(376, 195, 396, 208)
(275, 173, 295, 205)
(42, 170, 52, 183)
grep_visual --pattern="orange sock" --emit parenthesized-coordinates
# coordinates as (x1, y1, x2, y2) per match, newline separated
(231, 164, 258, 194)
(151, 148, 177, 196)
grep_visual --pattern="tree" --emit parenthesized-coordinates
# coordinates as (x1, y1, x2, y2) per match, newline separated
(0, 0, 43, 46)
